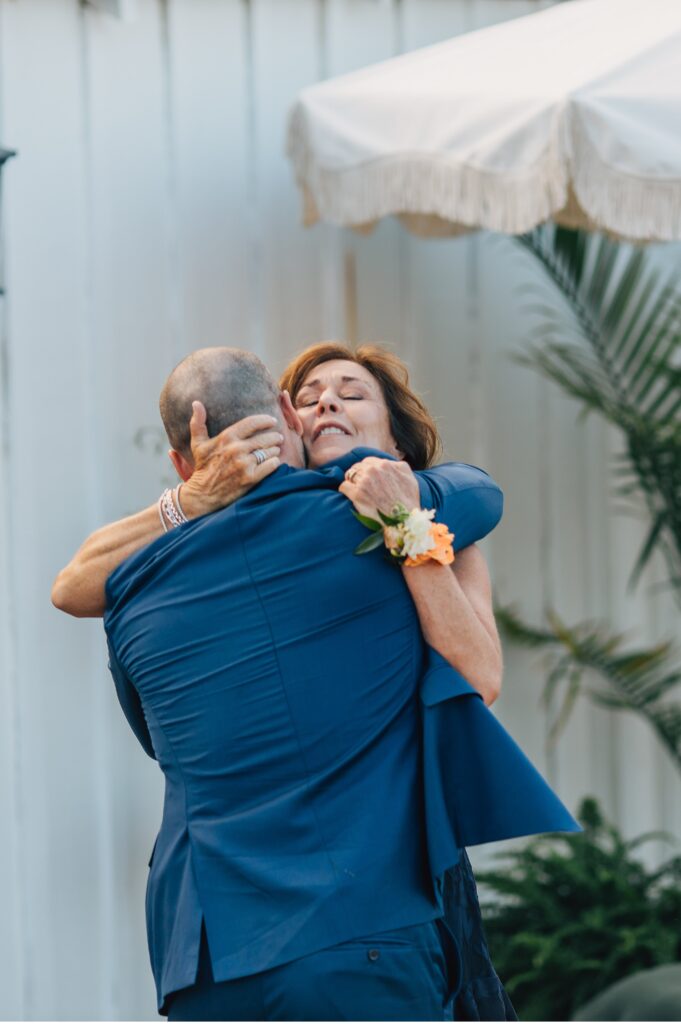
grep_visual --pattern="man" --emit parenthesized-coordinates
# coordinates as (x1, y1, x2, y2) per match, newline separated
(99, 348, 579, 1020)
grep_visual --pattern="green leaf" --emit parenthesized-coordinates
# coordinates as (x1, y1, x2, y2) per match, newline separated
(351, 509, 383, 531)
(377, 509, 401, 526)
(495, 595, 681, 770)
(515, 224, 681, 612)
(354, 532, 385, 555)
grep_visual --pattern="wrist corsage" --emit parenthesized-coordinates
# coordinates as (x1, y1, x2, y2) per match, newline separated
(353, 503, 455, 566)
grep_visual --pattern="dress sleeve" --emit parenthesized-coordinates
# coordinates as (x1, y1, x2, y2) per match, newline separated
(415, 462, 503, 551)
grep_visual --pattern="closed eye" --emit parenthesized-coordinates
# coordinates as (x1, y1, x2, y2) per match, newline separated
(298, 394, 363, 407)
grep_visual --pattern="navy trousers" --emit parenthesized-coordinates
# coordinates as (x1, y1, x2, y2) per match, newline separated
(166, 916, 460, 1021)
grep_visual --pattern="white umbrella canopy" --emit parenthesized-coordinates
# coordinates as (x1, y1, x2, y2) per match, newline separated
(286, 0, 681, 242)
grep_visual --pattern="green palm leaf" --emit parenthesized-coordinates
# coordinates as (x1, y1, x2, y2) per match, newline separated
(494, 600, 681, 772)
(515, 225, 681, 605)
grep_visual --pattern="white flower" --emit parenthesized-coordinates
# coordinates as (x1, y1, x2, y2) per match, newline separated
(401, 507, 436, 559)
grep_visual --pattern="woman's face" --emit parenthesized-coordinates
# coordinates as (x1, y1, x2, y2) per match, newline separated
(294, 359, 402, 468)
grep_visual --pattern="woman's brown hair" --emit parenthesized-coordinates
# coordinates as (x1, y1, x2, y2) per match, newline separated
(279, 342, 442, 470)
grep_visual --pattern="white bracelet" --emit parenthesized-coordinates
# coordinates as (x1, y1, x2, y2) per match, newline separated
(160, 488, 186, 529)
(157, 494, 169, 534)
(174, 483, 189, 523)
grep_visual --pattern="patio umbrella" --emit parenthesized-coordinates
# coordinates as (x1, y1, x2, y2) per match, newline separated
(286, 0, 681, 242)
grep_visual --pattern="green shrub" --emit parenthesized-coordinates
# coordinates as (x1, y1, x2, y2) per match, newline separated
(474, 797, 681, 1021)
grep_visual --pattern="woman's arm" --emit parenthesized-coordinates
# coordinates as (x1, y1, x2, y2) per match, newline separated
(51, 403, 283, 618)
(401, 545, 502, 706)
(338, 456, 503, 706)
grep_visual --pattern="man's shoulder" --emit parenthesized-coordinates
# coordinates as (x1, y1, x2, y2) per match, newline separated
(104, 501, 240, 616)
(103, 463, 349, 617)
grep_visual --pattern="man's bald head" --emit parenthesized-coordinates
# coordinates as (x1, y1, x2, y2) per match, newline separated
(159, 347, 280, 458)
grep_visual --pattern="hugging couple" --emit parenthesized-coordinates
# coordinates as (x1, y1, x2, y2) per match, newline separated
(53, 340, 580, 1021)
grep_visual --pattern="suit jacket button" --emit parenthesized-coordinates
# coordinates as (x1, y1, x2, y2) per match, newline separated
(368, 948, 380, 961)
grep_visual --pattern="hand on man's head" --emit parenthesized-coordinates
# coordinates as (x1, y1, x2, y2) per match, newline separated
(179, 401, 284, 518)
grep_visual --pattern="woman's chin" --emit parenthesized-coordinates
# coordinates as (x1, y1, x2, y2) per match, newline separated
(306, 436, 355, 467)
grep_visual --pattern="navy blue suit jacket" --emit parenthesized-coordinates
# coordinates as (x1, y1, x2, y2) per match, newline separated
(104, 449, 580, 1017)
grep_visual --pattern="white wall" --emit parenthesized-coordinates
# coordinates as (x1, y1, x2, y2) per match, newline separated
(0, 0, 678, 1018)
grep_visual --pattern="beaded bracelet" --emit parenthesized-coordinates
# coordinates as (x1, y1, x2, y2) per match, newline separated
(159, 486, 189, 531)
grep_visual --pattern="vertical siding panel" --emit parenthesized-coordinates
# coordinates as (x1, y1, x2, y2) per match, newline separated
(466, 0, 565, 798)
(0, 13, 22, 1016)
(399, 0, 477, 461)
(83, 1, 172, 1016)
(607, 423, 668, 865)
(316, 5, 346, 342)
(472, 241, 551, 758)
(641, 241, 681, 860)
(648, 544, 681, 865)
(78, 7, 119, 1017)
(0, 52, 23, 1017)
(579, 410, 619, 819)
(324, 0, 406, 357)
(165, 0, 252, 355)
(0, 0, 106, 1016)
(250, 0, 326, 376)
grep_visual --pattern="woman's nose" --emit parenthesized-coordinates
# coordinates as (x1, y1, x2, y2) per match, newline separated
(317, 389, 342, 413)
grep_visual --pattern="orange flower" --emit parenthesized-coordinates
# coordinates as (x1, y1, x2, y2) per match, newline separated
(404, 522, 455, 567)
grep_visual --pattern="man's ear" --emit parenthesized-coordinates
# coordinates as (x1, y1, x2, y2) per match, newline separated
(279, 390, 303, 437)
(168, 448, 194, 482)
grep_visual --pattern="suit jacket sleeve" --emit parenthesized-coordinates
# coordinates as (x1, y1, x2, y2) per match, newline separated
(106, 637, 157, 761)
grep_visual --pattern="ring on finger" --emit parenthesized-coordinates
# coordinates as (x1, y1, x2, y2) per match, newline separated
(345, 468, 359, 483)
(253, 448, 268, 466)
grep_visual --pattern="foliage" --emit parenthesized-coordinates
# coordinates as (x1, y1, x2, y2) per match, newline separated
(515, 225, 681, 606)
(493, 601, 681, 773)
(494, 225, 681, 761)
(475, 797, 681, 1021)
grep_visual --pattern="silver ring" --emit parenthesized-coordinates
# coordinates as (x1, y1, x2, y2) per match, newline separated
(253, 448, 267, 466)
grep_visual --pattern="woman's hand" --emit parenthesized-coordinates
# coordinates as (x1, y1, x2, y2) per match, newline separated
(338, 457, 420, 521)
(180, 401, 283, 517)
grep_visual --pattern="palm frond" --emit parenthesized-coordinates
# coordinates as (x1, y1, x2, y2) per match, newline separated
(494, 601, 681, 772)
(514, 225, 681, 605)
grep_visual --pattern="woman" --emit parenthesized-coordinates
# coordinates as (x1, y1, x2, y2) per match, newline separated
(53, 341, 517, 1021)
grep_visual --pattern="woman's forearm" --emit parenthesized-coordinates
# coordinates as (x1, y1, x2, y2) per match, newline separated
(50, 480, 228, 618)
(336, 455, 503, 705)
(51, 504, 166, 617)
(402, 554, 502, 706)
(52, 407, 284, 618)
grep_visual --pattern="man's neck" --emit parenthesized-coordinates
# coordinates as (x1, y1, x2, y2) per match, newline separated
(279, 431, 306, 469)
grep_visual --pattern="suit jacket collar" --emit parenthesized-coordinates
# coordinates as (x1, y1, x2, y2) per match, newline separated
(238, 447, 400, 506)
(317, 447, 400, 473)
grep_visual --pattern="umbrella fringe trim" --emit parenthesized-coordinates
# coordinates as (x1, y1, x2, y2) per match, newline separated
(286, 105, 681, 242)
(567, 110, 681, 242)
